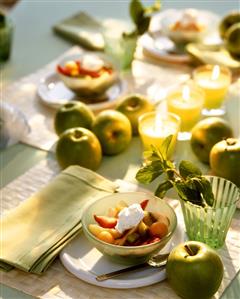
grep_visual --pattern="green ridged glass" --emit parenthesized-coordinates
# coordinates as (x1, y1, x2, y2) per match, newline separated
(103, 33, 137, 70)
(180, 176, 240, 249)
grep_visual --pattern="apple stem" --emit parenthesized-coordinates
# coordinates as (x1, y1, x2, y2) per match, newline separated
(226, 138, 236, 146)
(184, 245, 195, 256)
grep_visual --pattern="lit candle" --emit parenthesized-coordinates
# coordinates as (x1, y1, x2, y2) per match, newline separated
(167, 84, 204, 134)
(138, 111, 180, 158)
(193, 64, 231, 113)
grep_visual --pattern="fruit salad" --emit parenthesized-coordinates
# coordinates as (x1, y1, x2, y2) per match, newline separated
(170, 9, 205, 32)
(88, 199, 170, 246)
(57, 55, 113, 79)
(56, 54, 118, 99)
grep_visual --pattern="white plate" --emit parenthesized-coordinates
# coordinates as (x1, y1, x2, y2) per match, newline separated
(141, 9, 221, 64)
(140, 33, 191, 64)
(37, 72, 127, 111)
(60, 223, 185, 289)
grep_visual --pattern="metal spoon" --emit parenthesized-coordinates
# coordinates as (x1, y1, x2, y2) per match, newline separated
(96, 252, 169, 281)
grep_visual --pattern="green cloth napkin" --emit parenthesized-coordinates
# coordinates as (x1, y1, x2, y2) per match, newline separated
(0, 166, 118, 274)
(53, 12, 104, 51)
(186, 43, 240, 70)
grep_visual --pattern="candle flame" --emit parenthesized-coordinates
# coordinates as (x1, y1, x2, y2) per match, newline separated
(182, 85, 190, 102)
(155, 114, 163, 133)
(211, 65, 220, 80)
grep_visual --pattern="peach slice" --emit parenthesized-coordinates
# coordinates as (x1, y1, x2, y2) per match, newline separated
(151, 212, 170, 227)
(98, 231, 115, 244)
(149, 221, 168, 238)
(107, 207, 118, 218)
(94, 215, 117, 228)
(88, 224, 121, 239)
(115, 200, 128, 214)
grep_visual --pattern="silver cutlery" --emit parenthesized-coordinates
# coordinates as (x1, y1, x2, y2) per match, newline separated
(96, 252, 169, 281)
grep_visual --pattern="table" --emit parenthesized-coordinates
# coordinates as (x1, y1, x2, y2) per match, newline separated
(1, 1, 239, 298)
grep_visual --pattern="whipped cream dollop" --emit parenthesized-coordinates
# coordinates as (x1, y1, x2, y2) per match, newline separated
(115, 203, 144, 234)
(81, 55, 104, 72)
(180, 9, 198, 26)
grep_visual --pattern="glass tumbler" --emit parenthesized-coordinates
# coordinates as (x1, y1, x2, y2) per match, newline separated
(103, 25, 137, 71)
(180, 176, 239, 249)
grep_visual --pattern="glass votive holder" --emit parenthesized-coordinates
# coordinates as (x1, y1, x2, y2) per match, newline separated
(103, 22, 137, 71)
(138, 111, 181, 159)
(166, 82, 204, 140)
(180, 176, 239, 249)
(193, 64, 232, 116)
(0, 14, 13, 62)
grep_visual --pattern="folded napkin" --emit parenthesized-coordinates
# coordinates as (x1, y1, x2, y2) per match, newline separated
(53, 12, 104, 51)
(0, 166, 118, 274)
(186, 43, 240, 70)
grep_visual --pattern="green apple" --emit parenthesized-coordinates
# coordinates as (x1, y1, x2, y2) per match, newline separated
(54, 101, 95, 136)
(166, 241, 224, 299)
(225, 23, 240, 59)
(92, 110, 132, 155)
(191, 117, 233, 164)
(210, 138, 240, 186)
(116, 94, 154, 135)
(56, 127, 102, 170)
(219, 11, 240, 39)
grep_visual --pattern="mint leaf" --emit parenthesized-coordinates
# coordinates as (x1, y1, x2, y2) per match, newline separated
(155, 180, 173, 198)
(179, 160, 202, 179)
(175, 180, 204, 206)
(143, 148, 161, 162)
(192, 177, 215, 207)
(137, 16, 151, 35)
(129, 0, 161, 36)
(159, 135, 173, 160)
(130, 0, 144, 26)
(136, 161, 164, 184)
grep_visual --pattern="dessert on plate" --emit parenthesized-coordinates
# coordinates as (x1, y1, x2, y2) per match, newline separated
(89, 199, 170, 246)
(170, 9, 205, 33)
(57, 54, 118, 101)
(160, 9, 215, 45)
(81, 192, 177, 265)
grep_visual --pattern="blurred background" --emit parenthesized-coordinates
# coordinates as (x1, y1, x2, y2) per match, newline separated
(1, 0, 239, 83)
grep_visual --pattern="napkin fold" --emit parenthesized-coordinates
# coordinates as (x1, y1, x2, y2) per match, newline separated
(53, 12, 104, 51)
(186, 43, 240, 70)
(0, 166, 118, 274)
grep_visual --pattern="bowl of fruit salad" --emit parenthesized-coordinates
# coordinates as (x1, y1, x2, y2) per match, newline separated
(57, 53, 118, 101)
(82, 192, 177, 265)
(160, 9, 215, 45)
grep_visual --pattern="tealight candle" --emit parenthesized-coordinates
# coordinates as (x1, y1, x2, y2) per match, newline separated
(167, 83, 204, 139)
(138, 112, 180, 158)
(193, 65, 231, 116)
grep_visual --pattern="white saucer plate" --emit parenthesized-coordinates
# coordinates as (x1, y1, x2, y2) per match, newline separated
(37, 72, 127, 111)
(140, 33, 191, 64)
(60, 223, 184, 289)
(141, 9, 221, 64)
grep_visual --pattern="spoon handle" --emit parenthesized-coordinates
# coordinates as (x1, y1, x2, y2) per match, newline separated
(96, 262, 166, 282)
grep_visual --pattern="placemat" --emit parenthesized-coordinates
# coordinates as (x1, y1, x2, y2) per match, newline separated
(1, 159, 239, 299)
(3, 45, 191, 152)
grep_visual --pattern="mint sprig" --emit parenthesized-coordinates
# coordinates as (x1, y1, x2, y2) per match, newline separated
(128, 0, 161, 36)
(136, 135, 215, 207)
